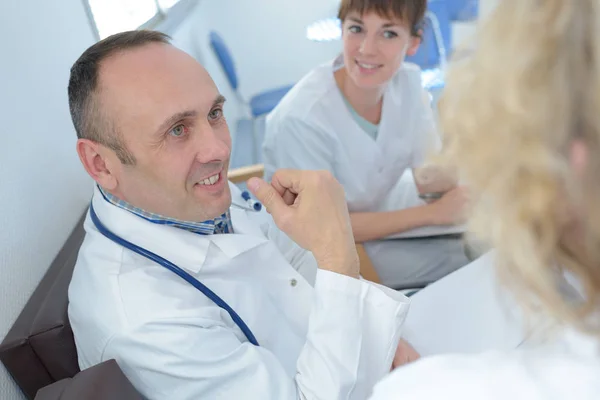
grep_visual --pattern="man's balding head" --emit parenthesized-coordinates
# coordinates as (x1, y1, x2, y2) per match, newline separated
(68, 30, 171, 164)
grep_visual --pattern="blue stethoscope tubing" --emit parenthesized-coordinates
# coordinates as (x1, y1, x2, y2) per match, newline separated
(89, 201, 260, 346)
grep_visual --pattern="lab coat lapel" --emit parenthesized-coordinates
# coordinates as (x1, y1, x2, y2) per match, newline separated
(330, 55, 385, 161)
(91, 186, 211, 273)
(377, 78, 411, 163)
(209, 206, 269, 259)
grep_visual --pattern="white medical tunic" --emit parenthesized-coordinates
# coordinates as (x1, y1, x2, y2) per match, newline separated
(263, 56, 437, 212)
(68, 183, 409, 399)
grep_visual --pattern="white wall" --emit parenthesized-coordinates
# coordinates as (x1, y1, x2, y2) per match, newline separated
(0, 1, 96, 399)
(170, 0, 342, 126)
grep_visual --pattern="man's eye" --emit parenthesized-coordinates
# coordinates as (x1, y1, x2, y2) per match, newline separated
(209, 108, 223, 121)
(349, 25, 362, 34)
(169, 125, 185, 137)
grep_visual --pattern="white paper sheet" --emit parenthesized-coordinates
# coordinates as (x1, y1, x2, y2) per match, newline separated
(401, 252, 528, 356)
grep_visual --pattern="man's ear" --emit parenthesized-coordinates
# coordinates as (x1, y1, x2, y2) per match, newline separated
(76, 139, 119, 191)
(406, 31, 422, 57)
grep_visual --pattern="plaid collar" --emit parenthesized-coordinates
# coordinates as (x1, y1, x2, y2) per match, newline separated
(97, 185, 233, 235)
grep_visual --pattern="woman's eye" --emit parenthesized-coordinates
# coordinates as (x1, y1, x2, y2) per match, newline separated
(348, 25, 362, 34)
(209, 108, 223, 121)
(169, 125, 185, 137)
(383, 30, 398, 39)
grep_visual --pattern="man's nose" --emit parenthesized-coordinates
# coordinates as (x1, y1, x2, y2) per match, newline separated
(192, 125, 231, 163)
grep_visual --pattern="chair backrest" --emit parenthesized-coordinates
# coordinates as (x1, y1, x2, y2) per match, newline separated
(209, 31, 239, 91)
(0, 214, 86, 399)
(227, 164, 265, 184)
(34, 360, 143, 400)
(405, 0, 452, 70)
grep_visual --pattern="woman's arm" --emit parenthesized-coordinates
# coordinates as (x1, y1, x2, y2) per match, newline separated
(350, 187, 467, 242)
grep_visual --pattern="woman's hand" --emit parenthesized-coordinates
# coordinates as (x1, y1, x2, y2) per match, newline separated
(392, 339, 421, 369)
(427, 186, 470, 226)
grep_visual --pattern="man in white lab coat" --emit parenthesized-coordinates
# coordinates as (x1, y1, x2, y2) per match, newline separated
(66, 30, 412, 399)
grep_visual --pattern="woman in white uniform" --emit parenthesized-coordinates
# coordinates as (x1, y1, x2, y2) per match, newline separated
(263, 0, 470, 289)
(370, 0, 600, 398)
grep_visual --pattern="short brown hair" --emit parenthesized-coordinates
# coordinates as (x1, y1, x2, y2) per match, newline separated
(337, 0, 427, 37)
(68, 30, 171, 165)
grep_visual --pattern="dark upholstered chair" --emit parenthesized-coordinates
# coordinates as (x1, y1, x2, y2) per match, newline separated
(0, 213, 143, 400)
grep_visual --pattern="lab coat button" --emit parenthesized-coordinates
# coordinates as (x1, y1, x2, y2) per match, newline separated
(290, 278, 297, 287)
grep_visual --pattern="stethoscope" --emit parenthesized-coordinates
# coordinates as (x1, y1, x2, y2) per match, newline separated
(89, 190, 261, 346)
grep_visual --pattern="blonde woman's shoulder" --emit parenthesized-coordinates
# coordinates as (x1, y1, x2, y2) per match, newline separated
(370, 351, 600, 400)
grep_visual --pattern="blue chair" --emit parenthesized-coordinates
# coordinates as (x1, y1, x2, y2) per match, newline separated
(209, 31, 294, 163)
(405, 0, 452, 90)
(405, 0, 451, 71)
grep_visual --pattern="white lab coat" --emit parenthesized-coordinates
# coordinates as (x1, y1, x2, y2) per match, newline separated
(68, 183, 410, 400)
(263, 56, 468, 287)
(263, 55, 438, 212)
(369, 328, 600, 399)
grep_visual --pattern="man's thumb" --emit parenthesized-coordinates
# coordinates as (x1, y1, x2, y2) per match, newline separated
(247, 177, 284, 215)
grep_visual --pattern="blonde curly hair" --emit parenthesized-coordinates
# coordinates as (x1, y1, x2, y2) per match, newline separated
(439, 0, 600, 332)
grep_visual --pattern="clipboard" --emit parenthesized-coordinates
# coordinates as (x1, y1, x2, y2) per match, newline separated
(384, 224, 465, 239)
